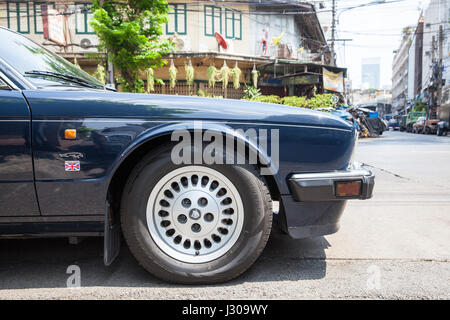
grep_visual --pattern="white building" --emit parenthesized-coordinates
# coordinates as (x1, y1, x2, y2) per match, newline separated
(392, 28, 412, 114)
(422, 0, 449, 91)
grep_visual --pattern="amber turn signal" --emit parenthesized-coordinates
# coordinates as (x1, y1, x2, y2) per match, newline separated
(335, 181, 362, 197)
(64, 129, 77, 140)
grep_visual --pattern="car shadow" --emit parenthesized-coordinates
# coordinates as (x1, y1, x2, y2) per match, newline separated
(0, 231, 329, 290)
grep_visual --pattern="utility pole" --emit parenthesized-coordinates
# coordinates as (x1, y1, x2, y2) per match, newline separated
(427, 35, 436, 122)
(331, 0, 336, 66)
(106, 52, 115, 89)
(437, 24, 443, 118)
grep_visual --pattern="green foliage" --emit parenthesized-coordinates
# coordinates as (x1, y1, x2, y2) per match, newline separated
(307, 93, 336, 109)
(412, 99, 426, 112)
(250, 95, 281, 104)
(90, 0, 175, 92)
(280, 96, 308, 108)
(243, 84, 261, 99)
(413, 104, 426, 112)
(243, 93, 338, 110)
(197, 89, 207, 97)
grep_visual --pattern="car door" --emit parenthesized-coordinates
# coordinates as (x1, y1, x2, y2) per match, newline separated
(0, 75, 40, 216)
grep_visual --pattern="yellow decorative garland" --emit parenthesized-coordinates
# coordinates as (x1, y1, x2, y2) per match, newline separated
(169, 59, 177, 89)
(146, 68, 154, 92)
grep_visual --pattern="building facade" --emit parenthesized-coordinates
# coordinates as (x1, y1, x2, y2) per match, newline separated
(407, 18, 424, 112)
(0, 1, 99, 72)
(421, 0, 449, 117)
(392, 29, 412, 114)
(0, 0, 344, 99)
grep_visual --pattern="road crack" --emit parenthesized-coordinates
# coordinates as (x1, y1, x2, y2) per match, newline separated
(362, 163, 410, 180)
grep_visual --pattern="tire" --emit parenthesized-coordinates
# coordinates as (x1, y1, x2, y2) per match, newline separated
(120, 144, 273, 284)
(424, 126, 431, 135)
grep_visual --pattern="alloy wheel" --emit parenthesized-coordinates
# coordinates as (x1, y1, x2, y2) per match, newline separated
(146, 166, 244, 263)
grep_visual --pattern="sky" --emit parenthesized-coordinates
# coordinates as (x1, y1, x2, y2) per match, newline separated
(328, 0, 430, 90)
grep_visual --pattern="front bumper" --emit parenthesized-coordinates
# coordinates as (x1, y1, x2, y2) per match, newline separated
(288, 163, 375, 202)
(278, 163, 374, 239)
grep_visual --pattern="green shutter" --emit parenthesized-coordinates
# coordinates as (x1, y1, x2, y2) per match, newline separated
(204, 5, 221, 37)
(75, 2, 94, 34)
(225, 8, 241, 40)
(166, 3, 187, 35)
(7, 2, 30, 34)
(34, 2, 55, 34)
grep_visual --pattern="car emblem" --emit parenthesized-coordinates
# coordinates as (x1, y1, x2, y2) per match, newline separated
(59, 152, 84, 160)
(65, 161, 80, 172)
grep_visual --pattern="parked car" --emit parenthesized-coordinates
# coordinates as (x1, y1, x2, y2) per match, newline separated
(388, 118, 400, 130)
(0, 27, 374, 284)
(399, 115, 407, 131)
(406, 111, 426, 132)
(412, 117, 439, 134)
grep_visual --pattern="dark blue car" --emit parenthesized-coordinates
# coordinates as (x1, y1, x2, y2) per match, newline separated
(0, 27, 374, 284)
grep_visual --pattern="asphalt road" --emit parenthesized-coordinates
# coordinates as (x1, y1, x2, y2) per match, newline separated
(0, 130, 449, 299)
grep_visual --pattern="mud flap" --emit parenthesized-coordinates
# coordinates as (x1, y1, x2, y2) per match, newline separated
(104, 201, 121, 266)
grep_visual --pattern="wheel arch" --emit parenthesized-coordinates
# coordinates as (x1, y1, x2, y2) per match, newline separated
(106, 122, 282, 229)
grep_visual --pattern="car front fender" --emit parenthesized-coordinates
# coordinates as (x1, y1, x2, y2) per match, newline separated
(106, 120, 282, 189)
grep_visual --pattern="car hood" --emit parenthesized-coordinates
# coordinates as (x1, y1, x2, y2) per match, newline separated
(24, 90, 353, 131)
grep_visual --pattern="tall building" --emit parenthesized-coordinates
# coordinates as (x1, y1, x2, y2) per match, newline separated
(392, 27, 413, 115)
(361, 57, 381, 90)
(407, 17, 424, 113)
(421, 0, 449, 116)
(422, 0, 449, 91)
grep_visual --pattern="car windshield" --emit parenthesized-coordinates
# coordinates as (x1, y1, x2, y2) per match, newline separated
(0, 27, 104, 89)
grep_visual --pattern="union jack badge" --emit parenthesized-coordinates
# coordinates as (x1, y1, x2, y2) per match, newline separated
(65, 161, 80, 172)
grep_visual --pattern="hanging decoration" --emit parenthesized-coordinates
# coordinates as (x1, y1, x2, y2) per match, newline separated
(208, 65, 218, 88)
(185, 59, 194, 88)
(251, 63, 259, 88)
(272, 29, 285, 46)
(169, 59, 177, 89)
(231, 61, 241, 89)
(74, 57, 81, 69)
(220, 61, 230, 89)
(93, 64, 106, 84)
(146, 68, 154, 92)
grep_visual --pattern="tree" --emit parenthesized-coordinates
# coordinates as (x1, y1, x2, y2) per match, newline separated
(90, 0, 175, 92)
